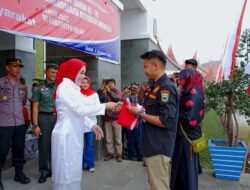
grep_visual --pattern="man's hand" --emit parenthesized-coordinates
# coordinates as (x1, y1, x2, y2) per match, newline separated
(92, 125, 104, 140)
(141, 83, 147, 92)
(100, 82, 106, 91)
(171, 72, 179, 85)
(127, 106, 140, 115)
(104, 85, 110, 92)
(114, 101, 123, 112)
(33, 127, 42, 138)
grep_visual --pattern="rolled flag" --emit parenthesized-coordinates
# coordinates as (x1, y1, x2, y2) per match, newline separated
(222, 0, 248, 80)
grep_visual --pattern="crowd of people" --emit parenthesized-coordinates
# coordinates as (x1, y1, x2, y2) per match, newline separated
(0, 49, 205, 190)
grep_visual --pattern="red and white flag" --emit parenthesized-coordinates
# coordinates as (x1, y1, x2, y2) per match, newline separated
(117, 98, 143, 130)
(222, 0, 248, 80)
(216, 36, 229, 83)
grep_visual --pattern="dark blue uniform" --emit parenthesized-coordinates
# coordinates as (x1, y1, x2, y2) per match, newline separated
(142, 74, 179, 158)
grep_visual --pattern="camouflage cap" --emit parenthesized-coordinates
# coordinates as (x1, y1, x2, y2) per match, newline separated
(46, 62, 58, 70)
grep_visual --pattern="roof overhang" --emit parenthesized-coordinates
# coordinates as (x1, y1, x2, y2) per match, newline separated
(111, 0, 124, 11)
(120, 0, 148, 11)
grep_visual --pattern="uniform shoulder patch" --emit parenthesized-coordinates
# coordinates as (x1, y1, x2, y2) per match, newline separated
(160, 90, 169, 103)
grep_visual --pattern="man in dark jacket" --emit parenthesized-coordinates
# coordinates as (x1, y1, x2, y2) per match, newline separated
(97, 79, 123, 162)
(128, 50, 179, 190)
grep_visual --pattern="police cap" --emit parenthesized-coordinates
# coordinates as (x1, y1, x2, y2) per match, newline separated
(140, 50, 166, 65)
(6, 58, 24, 67)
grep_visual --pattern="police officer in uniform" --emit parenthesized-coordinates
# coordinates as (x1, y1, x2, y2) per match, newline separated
(32, 63, 58, 183)
(128, 50, 179, 190)
(0, 58, 30, 190)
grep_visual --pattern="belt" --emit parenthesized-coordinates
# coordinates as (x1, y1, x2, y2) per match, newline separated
(39, 112, 54, 115)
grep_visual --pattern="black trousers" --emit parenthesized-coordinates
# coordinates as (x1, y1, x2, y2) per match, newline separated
(170, 135, 199, 190)
(38, 113, 56, 175)
(0, 125, 26, 168)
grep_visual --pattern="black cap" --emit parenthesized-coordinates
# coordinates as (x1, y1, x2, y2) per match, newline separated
(140, 50, 166, 65)
(185, 59, 198, 66)
(6, 58, 23, 67)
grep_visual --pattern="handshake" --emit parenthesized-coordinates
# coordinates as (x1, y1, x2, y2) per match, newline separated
(92, 101, 123, 141)
(105, 101, 123, 112)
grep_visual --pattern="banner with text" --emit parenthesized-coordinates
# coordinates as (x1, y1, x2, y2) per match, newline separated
(0, 0, 120, 64)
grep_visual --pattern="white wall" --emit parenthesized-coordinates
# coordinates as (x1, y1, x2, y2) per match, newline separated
(121, 8, 157, 43)
(15, 35, 35, 53)
(121, 9, 147, 40)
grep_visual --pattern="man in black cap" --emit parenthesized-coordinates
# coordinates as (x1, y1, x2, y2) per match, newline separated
(31, 62, 58, 183)
(0, 58, 30, 190)
(128, 50, 179, 190)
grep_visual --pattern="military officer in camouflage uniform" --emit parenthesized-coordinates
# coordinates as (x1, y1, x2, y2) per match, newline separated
(32, 63, 58, 183)
(0, 58, 30, 190)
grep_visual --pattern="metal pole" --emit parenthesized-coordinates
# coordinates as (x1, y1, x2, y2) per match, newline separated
(44, 41, 46, 79)
(247, 39, 250, 64)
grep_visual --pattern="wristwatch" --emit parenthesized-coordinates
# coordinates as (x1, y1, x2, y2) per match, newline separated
(136, 109, 145, 119)
(33, 124, 39, 128)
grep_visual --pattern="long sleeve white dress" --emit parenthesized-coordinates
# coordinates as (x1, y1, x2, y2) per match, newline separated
(82, 93, 100, 125)
(52, 78, 105, 190)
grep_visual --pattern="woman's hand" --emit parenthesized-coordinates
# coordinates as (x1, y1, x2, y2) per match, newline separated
(33, 126, 42, 138)
(115, 101, 123, 112)
(105, 102, 123, 112)
(92, 125, 104, 140)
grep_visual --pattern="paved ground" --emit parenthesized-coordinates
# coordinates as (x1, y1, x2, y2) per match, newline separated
(2, 157, 250, 190)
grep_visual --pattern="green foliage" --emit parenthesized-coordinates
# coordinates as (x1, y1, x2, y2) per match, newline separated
(200, 110, 225, 169)
(206, 28, 250, 146)
(236, 28, 250, 68)
(205, 69, 250, 124)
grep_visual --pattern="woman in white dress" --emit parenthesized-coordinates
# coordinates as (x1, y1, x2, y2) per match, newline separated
(51, 59, 118, 190)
